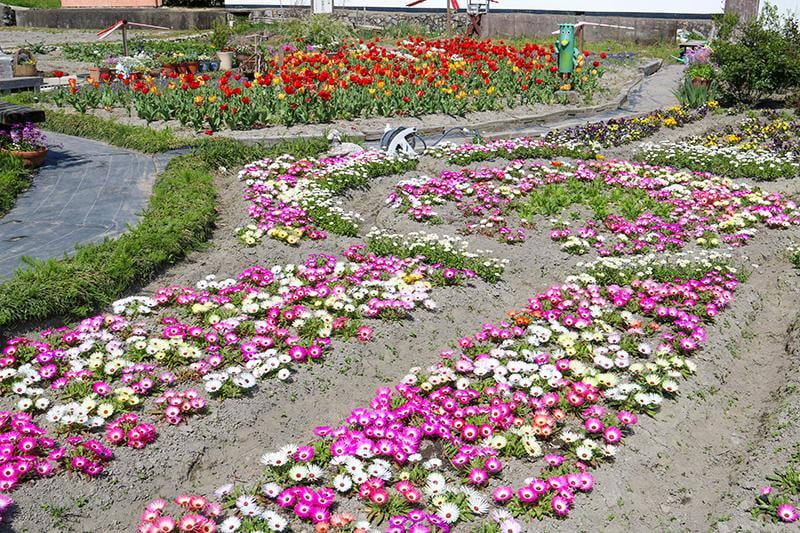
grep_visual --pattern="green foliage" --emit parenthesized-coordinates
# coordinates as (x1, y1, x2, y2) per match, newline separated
(686, 62, 714, 80)
(190, 136, 329, 169)
(673, 77, 716, 108)
(0, 152, 30, 218)
(515, 177, 673, 221)
(42, 111, 187, 153)
(0, 0, 59, 7)
(712, 3, 800, 103)
(210, 19, 232, 51)
(277, 14, 353, 48)
(62, 38, 215, 63)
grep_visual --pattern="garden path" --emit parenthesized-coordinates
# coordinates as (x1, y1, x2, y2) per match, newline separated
(0, 132, 179, 279)
(412, 63, 685, 146)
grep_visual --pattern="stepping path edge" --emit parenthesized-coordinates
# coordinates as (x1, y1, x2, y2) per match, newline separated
(0, 132, 183, 280)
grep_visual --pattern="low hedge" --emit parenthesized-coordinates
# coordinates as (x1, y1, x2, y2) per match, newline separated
(0, 111, 329, 331)
(0, 153, 30, 218)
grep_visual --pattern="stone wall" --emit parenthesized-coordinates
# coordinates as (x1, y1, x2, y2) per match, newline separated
(247, 7, 469, 33)
(247, 8, 713, 43)
(15, 7, 227, 29)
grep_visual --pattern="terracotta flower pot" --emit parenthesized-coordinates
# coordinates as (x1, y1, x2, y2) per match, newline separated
(88, 66, 112, 83)
(186, 61, 199, 74)
(691, 76, 710, 89)
(5, 147, 47, 169)
(161, 63, 176, 76)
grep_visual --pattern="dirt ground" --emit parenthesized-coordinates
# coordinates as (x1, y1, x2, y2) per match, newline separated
(2, 109, 800, 532)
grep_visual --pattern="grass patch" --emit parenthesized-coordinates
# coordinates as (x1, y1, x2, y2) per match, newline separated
(515, 178, 673, 221)
(0, 152, 30, 218)
(43, 111, 185, 154)
(1, 0, 60, 8)
(2, 93, 186, 153)
(0, 116, 329, 331)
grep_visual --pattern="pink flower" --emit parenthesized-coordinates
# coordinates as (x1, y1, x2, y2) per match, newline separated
(777, 504, 799, 523)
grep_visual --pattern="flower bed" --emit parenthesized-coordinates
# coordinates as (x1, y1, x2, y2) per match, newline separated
(0, 235, 498, 519)
(545, 104, 713, 148)
(638, 114, 800, 180)
(135, 251, 742, 531)
(236, 150, 417, 246)
(49, 37, 605, 130)
(425, 104, 713, 166)
(388, 159, 800, 252)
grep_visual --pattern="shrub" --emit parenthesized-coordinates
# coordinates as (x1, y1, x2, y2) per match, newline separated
(712, 3, 800, 104)
(278, 14, 352, 48)
(210, 19, 232, 51)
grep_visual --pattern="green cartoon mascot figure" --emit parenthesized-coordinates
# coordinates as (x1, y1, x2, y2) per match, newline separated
(555, 23, 581, 74)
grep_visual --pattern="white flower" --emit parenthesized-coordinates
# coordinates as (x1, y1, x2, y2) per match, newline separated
(437, 502, 461, 524)
(333, 474, 352, 492)
(261, 482, 282, 498)
(219, 516, 241, 532)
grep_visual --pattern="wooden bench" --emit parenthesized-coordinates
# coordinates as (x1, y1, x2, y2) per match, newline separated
(0, 100, 45, 126)
(0, 76, 43, 95)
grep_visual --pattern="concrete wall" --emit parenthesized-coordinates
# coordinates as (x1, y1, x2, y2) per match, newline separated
(248, 7, 713, 42)
(60, 0, 163, 7)
(14, 8, 227, 29)
(482, 13, 713, 43)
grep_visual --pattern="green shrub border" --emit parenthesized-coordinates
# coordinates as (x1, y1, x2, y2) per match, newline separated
(0, 108, 328, 332)
(0, 152, 30, 218)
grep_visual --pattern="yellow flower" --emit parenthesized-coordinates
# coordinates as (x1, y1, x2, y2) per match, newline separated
(208, 95, 217, 103)
(277, 93, 286, 100)
(486, 86, 495, 95)
(193, 95, 204, 105)
(368, 88, 376, 95)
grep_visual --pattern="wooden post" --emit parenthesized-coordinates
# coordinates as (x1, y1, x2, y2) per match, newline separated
(122, 21, 128, 56)
(446, 0, 452, 36)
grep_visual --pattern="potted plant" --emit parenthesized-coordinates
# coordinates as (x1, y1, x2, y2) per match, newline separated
(183, 51, 200, 74)
(684, 46, 714, 89)
(88, 58, 114, 83)
(211, 19, 234, 71)
(0, 122, 48, 169)
(12, 49, 37, 77)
